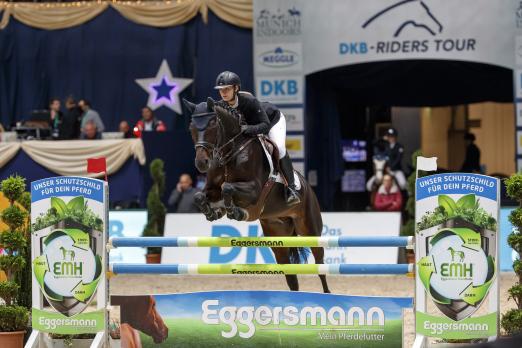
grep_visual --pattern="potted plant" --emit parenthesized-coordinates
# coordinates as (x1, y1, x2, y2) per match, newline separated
(0, 175, 30, 347)
(143, 159, 167, 264)
(501, 174, 522, 335)
(401, 150, 422, 264)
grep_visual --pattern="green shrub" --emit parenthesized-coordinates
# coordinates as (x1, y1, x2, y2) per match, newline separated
(501, 173, 522, 334)
(0, 176, 31, 332)
(143, 159, 167, 255)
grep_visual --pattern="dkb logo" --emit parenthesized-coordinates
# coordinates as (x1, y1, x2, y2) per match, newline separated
(209, 225, 276, 263)
(260, 79, 298, 97)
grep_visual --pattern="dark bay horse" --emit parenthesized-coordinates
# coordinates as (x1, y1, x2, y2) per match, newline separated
(184, 98, 330, 293)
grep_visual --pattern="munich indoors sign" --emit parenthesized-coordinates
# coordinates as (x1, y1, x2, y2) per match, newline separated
(253, 0, 515, 74)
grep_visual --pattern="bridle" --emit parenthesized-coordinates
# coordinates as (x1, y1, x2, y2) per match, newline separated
(192, 108, 254, 167)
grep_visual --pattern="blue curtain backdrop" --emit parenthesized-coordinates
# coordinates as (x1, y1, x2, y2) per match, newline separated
(0, 8, 253, 131)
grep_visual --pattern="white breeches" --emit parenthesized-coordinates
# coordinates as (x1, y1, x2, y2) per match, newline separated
(268, 112, 287, 158)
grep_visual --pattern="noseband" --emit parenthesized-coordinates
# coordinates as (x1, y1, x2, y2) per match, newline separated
(192, 112, 218, 154)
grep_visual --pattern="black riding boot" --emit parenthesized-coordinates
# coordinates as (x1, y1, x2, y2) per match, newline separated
(280, 154, 301, 205)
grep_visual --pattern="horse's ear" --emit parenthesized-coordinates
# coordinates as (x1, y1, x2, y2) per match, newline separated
(207, 97, 215, 110)
(182, 98, 196, 114)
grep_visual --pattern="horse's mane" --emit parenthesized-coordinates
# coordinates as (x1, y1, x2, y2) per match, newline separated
(215, 100, 243, 125)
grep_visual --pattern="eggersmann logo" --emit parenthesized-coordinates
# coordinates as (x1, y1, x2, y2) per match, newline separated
(256, 7, 301, 37)
(258, 47, 299, 68)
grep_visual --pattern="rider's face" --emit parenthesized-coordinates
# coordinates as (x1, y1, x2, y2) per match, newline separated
(219, 86, 236, 104)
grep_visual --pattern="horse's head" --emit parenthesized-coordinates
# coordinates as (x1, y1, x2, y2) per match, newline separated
(113, 295, 168, 344)
(185, 98, 218, 173)
(412, 1, 443, 36)
(373, 157, 388, 183)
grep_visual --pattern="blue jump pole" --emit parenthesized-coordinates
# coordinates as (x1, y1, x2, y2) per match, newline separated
(109, 236, 413, 248)
(110, 263, 414, 275)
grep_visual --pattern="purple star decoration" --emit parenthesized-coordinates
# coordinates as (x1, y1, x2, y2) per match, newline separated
(135, 59, 193, 113)
(152, 77, 177, 102)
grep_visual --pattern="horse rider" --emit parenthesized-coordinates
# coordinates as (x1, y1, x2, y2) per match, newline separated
(214, 70, 300, 205)
(385, 128, 406, 189)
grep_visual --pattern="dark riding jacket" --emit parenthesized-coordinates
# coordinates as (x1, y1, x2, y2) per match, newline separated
(230, 92, 280, 135)
(386, 142, 404, 171)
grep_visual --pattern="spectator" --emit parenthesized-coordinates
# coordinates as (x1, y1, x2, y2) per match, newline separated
(48, 98, 62, 139)
(168, 174, 200, 213)
(461, 132, 481, 173)
(79, 99, 105, 137)
(61, 96, 82, 139)
(385, 128, 406, 189)
(80, 121, 101, 140)
(373, 174, 403, 212)
(135, 107, 166, 132)
(0, 122, 4, 132)
(119, 121, 134, 138)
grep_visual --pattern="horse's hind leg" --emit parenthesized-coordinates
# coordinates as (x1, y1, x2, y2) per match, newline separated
(261, 219, 299, 291)
(272, 248, 299, 291)
(293, 186, 331, 293)
(310, 247, 330, 293)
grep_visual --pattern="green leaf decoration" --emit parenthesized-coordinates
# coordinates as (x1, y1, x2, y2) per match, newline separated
(50, 197, 67, 217)
(438, 195, 457, 216)
(456, 194, 475, 209)
(67, 196, 85, 212)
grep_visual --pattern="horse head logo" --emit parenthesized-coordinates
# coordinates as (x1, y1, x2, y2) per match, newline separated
(447, 246, 465, 263)
(362, 0, 443, 38)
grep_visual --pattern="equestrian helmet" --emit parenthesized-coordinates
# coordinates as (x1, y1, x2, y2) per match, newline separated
(214, 71, 241, 90)
(386, 127, 398, 137)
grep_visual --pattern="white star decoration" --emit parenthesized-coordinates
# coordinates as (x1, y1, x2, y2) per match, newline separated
(135, 59, 193, 114)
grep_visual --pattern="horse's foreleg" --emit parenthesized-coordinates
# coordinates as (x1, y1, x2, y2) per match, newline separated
(222, 181, 259, 221)
(194, 191, 221, 221)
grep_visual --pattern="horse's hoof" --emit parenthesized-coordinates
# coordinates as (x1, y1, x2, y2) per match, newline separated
(206, 212, 218, 221)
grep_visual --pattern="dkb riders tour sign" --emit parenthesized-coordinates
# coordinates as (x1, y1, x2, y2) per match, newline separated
(415, 173, 499, 341)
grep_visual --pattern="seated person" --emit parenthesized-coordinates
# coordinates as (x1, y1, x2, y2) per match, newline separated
(80, 121, 101, 140)
(119, 121, 134, 138)
(135, 107, 166, 132)
(373, 174, 403, 212)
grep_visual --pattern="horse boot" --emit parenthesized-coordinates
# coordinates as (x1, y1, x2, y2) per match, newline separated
(279, 154, 301, 205)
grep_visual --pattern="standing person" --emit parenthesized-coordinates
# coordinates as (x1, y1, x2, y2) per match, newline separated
(461, 133, 481, 173)
(48, 98, 62, 139)
(134, 107, 166, 132)
(214, 70, 300, 205)
(79, 99, 105, 137)
(61, 96, 82, 139)
(385, 128, 406, 190)
(168, 174, 200, 213)
(373, 174, 403, 212)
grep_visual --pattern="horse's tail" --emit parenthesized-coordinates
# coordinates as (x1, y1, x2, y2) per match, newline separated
(288, 229, 311, 264)
(288, 247, 310, 264)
